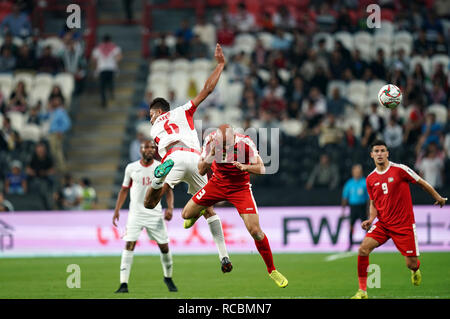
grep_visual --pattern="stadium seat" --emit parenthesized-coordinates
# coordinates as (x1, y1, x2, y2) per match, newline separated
(147, 71, 169, 86)
(367, 79, 387, 100)
(327, 80, 347, 98)
(394, 31, 413, 47)
(430, 54, 449, 75)
(0, 112, 3, 129)
(191, 58, 212, 72)
(427, 104, 448, 124)
(149, 59, 170, 73)
(235, 33, 256, 50)
(375, 21, 394, 36)
(169, 71, 189, 100)
(13, 72, 34, 92)
(348, 93, 367, 111)
(281, 119, 303, 137)
(373, 42, 392, 60)
(257, 69, 271, 82)
(313, 32, 334, 51)
(29, 86, 51, 107)
(225, 82, 244, 108)
(257, 32, 274, 49)
(393, 41, 412, 57)
(190, 70, 208, 93)
(34, 73, 54, 89)
(333, 31, 353, 51)
(42, 36, 65, 56)
(147, 83, 169, 99)
(278, 68, 291, 83)
(353, 31, 373, 61)
(136, 122, 152, 139)
(0, 73, 13, 98)
(7, 111, 25, 132)
(171, 58, 190, 73)
(348, 80, 367, 97)
(12, 36, 24, 47)
(20, 123, 41, 142)
(373, 33, 392, 46)
(233, 43, 254, 55)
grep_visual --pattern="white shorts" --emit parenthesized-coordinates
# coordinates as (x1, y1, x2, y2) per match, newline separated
(123, 214, 169, 244)
(164, 150, 207, 195)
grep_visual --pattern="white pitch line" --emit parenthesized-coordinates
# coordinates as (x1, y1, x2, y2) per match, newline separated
(325, 251, 357, 262)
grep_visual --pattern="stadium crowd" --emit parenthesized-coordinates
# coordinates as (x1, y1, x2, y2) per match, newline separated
(142, 0, 449, 191)
(0, 1, 93, 211)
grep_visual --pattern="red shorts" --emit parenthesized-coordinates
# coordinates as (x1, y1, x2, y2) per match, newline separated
(366, 221, 420, 256)
(192, 180, 258, 214)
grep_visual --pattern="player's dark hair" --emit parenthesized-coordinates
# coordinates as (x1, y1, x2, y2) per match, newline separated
(149, 97, 170, 112)
(370, 139, 388, 151)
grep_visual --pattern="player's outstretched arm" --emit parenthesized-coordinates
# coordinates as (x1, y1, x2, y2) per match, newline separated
(191, 44, 225, 107)
(416, 178, 448, 207)
(113, 187, 129, 226)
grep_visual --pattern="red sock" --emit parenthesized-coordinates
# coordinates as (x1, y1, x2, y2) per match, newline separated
(357, 255, 369, 291)
(254, 234, 276, 273)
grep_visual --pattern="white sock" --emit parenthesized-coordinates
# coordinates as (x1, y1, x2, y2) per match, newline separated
(160, 251, 173, 278)
(120, 250, 134, 283)
(207, 215, 229, 261)
(151, 178, 164, 189)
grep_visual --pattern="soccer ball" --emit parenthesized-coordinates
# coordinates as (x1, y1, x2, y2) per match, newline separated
(378, 84, 402, 109)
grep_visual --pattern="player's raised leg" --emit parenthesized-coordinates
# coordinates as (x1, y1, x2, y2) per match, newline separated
(240, 213, 288, 288)
(351, 236, 379, 299)
(144, 182, 172, 210)
(116, 241, 136, 293)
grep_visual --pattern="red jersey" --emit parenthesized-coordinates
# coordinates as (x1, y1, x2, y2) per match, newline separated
(201, 131, 258, 188)
(366, 162, 421, 226)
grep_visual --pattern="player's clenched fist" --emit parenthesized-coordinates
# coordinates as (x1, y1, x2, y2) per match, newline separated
(361, 219, 372, 231)
(214, 44, 225, 65)
(434, 196, 447, 208)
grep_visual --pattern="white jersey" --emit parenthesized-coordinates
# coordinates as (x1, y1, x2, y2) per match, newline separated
(150, 100, 201, 158)
(122, 160, 162, 217)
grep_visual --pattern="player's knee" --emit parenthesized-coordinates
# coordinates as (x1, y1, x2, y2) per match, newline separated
(358, 245, 371, 256)
(248, 226, 263, 240)
(159, 244, 169, 254)
(125, 242, 136, 251)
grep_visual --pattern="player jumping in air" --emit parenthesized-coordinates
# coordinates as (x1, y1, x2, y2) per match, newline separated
(143, 44, 232, 273)
(352, 140, 447, 299)
(113, 140, 177, 293)
(181, 124, 289, 288)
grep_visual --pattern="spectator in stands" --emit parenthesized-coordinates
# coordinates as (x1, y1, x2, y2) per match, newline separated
(300, 48, 328, 82)
(174, 34, 190, 58)
(388, 62, 407, 89)
(432, 33, 448, 55)
(62, 38, 86, 95)
(403, 100, 425, 146)
(216, 17, 235, 51)
(190, 34, 209, 59)
(428, 81, 447, 105)
(416, 112, 443, 154)
(230, 2, 256, 33)
(0, 191, 14, 212)
(286, 100, 300, 120)
(37, 45, 63, 74)
(302, 87, 327, 119)
(5, 160, 27, 195)
(309, 65, 329, 95)
(27, 142, 55, 210)
(413, 29, 432, 56)
(342, 125, 358, 149)
(0, 116, 14, 151)
(0, 32, 18, 56)
(61, 173, 82, 210)
(251, 39, 267, 68)
(273, 5, 296, 31)
(431, 63, 447, 89)
(193, 16, 216, 50)
(383, 115, 403, 149)
(8, 81, 28, 113)
(287, 76, 305, 106)
(175, 19, 194, 43)
(362, 102, 385, 134)
(92, 35, 122, 108)
(316, 2, 337, 32)
(123, 0, 134, 24)
(135, 105, 149, 128)
(327, 87, 353, 119)
(360, 123, 377, 148)
(335, 6, 353, 32)
(271, 28, 292, 51)
(329, 50, 346, 80)
(260, 90, 286, 119)
(260, 11, 274, 32)
(263, 76, 285, 99)
(48, 85, 65, 106)
(0, 46, 16, 73)
(416, 142, 444, 189)
(48, 96, 71, 172)
(350, 49, 368, 80)
(370, 49, 387, 80)
(423, 10, 443, 42)
(306, 153, 340, 190)
(241, 89, 259, 119)
(26, 102, 42, 125)
(80, 177, 97, 210)
(228, 51, 249, 83)
(0, 2, 31, 38)
(15, 43, 36, 71)
(154, 35, 171, 59)
(129, 131, 145, 162)
(318, 114, 343, 148)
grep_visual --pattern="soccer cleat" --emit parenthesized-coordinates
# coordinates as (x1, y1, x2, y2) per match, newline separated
(411, 269, 422, 286)
(221, 256, 233, 273)
(183, 209, 205, 229)
(269, 270, 288, 288)
(154, 159, 174, 179)
(163, 277, 178, 292)
(115, 283, 128, 293)
(351, 289, 368, 299)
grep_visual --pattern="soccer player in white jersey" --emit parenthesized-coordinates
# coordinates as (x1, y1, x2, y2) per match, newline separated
(113, 140, 177, 293)
(143, 44, 232, 273)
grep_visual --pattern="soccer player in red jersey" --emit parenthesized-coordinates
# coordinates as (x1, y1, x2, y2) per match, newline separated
(181, 124, 288, 288)
(352, 140, 447, 299)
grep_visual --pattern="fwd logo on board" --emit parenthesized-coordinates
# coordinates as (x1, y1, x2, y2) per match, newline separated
(196, 189, 206, 200)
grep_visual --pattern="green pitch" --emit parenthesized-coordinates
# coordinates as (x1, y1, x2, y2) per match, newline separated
(0, 252, 449, 299)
